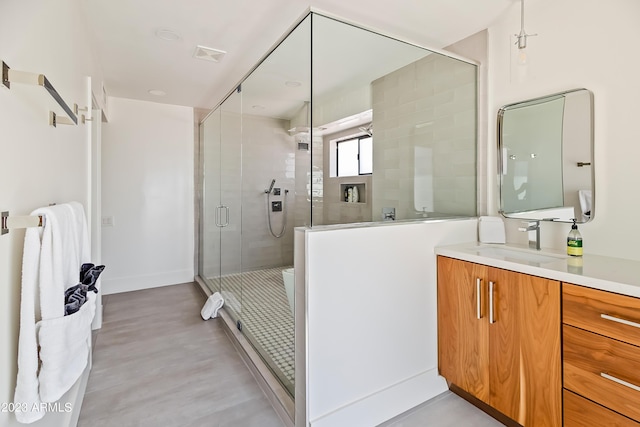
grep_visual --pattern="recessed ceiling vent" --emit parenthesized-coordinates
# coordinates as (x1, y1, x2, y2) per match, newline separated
(193, 45, 226, 62)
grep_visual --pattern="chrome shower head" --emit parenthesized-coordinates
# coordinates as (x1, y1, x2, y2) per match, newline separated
(265, 179, 276, 194)
(359, 123, 373, 137)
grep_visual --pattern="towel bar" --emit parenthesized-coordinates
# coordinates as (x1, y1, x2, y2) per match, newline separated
(1, 211, 44, 235)
(2, 60, 78, 127)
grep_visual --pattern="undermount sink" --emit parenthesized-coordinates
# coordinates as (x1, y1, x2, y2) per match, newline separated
(473, 245, 567, 265)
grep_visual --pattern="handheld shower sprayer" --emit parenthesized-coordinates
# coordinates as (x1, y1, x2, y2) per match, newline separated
(264, 178, 287, 238)
(265, 179, 276, 194)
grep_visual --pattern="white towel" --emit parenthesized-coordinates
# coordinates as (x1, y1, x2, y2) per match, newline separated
(14, 202, 91, 424)
(38, 292, 96, 403)
(39, 203, 90, 320)
(14, 225, 44, 423)
(201, 292, 224, 320)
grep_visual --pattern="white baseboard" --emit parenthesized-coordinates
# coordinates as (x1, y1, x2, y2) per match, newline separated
(92, 293, 103, 330)
(309, 368, 448, 427)
(101, 270, 194, 295)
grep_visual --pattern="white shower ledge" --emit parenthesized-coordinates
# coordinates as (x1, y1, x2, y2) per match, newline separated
(435, 242, 640, 299)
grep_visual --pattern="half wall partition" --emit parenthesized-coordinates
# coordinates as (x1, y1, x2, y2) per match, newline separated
(198, 10, 477, 411)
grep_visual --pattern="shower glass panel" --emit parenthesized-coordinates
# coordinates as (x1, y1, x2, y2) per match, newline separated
(310, 14, 477, 225)
(199, 108, 221, 294)
(235, 16, 311, 396)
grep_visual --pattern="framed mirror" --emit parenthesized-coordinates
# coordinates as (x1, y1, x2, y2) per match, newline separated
(497, 88, 594, 223)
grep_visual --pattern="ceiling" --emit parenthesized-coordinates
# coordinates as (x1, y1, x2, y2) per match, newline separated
(84, 0, 514, 111)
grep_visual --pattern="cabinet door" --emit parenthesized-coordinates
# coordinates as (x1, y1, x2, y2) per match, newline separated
(438, 257, 489, 402)
(488, 268, 561, 426)
(487, 267, 521, 420)
(518, 273, 561, 426)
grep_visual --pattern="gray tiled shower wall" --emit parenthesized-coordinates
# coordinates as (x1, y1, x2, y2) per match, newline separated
(202, 113, 307, 278)
(371, 53, 477, 220)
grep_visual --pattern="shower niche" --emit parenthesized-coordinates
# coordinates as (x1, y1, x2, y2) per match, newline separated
(340, 183, 366, 203)
(198, 9, 477, 423)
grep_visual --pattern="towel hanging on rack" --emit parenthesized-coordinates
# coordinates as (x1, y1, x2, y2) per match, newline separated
(13, 202, 91, 424)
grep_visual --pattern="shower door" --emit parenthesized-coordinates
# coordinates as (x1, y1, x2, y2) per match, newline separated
(199, 87, 244, 325)
(219, 88, 243, 323)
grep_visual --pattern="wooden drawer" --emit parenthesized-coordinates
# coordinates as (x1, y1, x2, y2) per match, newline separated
(564, 324, 640, 422)
(563, 283, 640, 347)
(564, 389, 640, 427)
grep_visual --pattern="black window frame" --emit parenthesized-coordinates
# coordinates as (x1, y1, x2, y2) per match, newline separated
(336, 135, 372, 177)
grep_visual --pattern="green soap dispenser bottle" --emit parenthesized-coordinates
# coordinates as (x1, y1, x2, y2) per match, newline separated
(567, 218, 583, 257)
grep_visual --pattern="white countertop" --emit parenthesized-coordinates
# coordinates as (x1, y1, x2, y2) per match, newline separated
(435, 242, 640, 299)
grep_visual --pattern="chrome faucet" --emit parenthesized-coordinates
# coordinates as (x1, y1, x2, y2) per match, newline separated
(518, 220, 541, 250)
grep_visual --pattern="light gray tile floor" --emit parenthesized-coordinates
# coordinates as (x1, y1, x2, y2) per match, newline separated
(78, 283, 285, 427)
(380, 391, 506, 427)
(79, 282, 505, 427)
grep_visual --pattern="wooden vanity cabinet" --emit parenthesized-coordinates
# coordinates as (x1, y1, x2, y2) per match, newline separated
(437, 256, 561, 427)
(563, 283, 640, 425)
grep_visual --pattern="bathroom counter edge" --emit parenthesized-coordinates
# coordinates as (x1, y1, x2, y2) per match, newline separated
(435, 243, 640, 299)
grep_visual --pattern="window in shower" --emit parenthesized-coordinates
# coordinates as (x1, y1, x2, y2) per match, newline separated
(336, 135, 372, 177)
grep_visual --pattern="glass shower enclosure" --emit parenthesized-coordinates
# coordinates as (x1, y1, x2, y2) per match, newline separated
(199, 11, 477, 400)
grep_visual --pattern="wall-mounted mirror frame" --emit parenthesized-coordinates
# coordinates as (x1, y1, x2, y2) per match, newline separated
(497, 88, 594, 223)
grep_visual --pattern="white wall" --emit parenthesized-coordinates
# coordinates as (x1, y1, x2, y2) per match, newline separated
(487, 0, 640, 259)
(101, 97, 194, 294)
(303, 219, 477, 427)
(0, 0, 101, 425)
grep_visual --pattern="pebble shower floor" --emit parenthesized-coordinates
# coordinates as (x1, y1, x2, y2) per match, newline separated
(215, 266, 295, 392)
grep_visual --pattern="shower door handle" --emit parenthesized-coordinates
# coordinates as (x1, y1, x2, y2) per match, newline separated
(221, 205, 230, 227)
(215, 206, 229, 227)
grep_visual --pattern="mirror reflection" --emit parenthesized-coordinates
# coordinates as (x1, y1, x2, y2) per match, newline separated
(498, 89, 594, 223)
